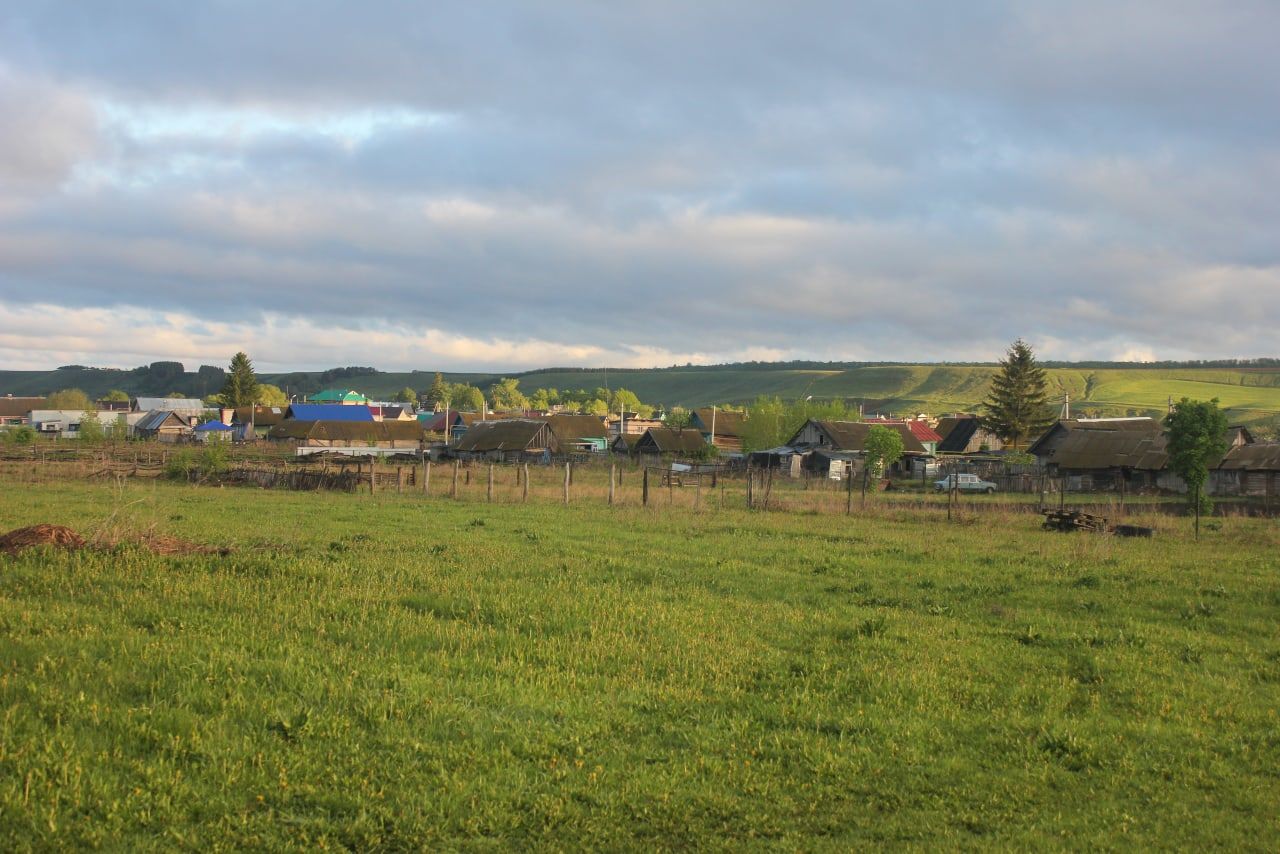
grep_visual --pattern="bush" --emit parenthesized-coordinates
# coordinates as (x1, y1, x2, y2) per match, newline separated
(3, 426, 37, 446)
(166, 449, 199, 480)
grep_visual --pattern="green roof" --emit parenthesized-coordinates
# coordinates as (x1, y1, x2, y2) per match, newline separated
(308, 389, 368, 403)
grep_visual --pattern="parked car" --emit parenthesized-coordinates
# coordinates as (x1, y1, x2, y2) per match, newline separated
(934, 473, 998, 494)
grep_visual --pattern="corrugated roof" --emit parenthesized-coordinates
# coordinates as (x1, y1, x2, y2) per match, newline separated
(452, 419, 551, 452)
(135, 410, 188, 432)
(134, 397, 206, 412)
(285, 404, 374, 422)
(1218, 443, 1280, 471)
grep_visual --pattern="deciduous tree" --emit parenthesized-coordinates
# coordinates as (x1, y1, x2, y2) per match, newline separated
(1164, 397, 1229, 539)
(255, 384, 289, 406)
(46, 388, 93, 410)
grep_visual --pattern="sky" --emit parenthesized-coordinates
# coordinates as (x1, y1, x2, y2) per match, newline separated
(1, 1, 1278, 372)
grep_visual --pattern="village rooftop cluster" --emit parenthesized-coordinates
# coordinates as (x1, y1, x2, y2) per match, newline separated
(2, 383, 1277, 499)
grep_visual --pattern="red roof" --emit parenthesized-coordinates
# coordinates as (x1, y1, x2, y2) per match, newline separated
(866, 418, 942, 444)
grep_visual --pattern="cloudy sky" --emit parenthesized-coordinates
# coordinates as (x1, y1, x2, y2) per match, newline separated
(1, 2, 1277, 372)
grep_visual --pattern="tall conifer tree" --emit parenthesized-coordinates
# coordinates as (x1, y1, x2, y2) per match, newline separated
(218, 352, 259, 408)
(981, 339, 1056, 450)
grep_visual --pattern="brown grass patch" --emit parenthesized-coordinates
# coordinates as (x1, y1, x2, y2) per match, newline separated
(0, 524, 86, 556)
(0, 523, 229, 557)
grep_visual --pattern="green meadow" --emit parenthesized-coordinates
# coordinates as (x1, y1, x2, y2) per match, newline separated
(1, 481, 1279, 849)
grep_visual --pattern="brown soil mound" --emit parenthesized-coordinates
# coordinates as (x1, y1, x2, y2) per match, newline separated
(0, 524, 229, 557)
(0, 524, 86, 556)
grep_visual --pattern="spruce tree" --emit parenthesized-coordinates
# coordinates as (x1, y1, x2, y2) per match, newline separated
(425, 372, 448, 410)
(218, 352, 259, 408)
(981, 339, 1056, 450)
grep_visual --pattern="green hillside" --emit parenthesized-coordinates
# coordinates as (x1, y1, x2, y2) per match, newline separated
(4, 363, 1279, 427)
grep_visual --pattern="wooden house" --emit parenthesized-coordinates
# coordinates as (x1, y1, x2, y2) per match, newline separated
(266, 419, 425, 449)
(1213, 443, 1280, 497)
(689, 408, 747, 453)
(450, 419, 554, 462)
(543, 414, 609, 453)
(632, 427, 709, 457)
(1028, 418, 1163, 467)
(133, 410, 195, 442)
(935, 416, 1005, 454)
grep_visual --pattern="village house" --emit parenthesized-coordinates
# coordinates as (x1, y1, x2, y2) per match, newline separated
(370, 405, 416, 422)
(631, 427, 709, 457)
(266, 419, 426, 452)
(1213, 443, 1280, 498)
(450, 419, 555, 462)
(605, 413, 664, 437)
(132, 410, 195, 442)
(227, 405, 288, 439)
(29, 410, 123, 439)
(785, 419, 928, 476)
(689, 408, 747, 454)
(0, 396, 46, 426)
(543, 414, 610, 453)
(935, 415, 1005, 454)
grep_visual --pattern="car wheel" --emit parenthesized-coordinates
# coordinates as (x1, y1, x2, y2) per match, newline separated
(986, 487, 995, 494)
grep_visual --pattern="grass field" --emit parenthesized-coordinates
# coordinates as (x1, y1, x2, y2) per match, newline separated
(2, 481, 1279, 849)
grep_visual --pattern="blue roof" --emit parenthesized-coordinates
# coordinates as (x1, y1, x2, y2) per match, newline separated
(194, 421, 234, 432)
(285, 404, 374, 422)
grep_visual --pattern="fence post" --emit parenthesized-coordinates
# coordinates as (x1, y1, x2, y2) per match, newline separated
(397, 466, 405, 493)
(696, 475, 702, 510)
(846, 464, 853, 515)
(452, 460, 460, 498)
(563, 462, 571, 505)
(642, 467, 649, 506)
(746, 465, 754, 509)
(608, 464, 616, 506)
(370, 459, 378, 495)
(423, 459, 430, 496)
(487, 463, 494, 502)
(523, 464, 529, 503)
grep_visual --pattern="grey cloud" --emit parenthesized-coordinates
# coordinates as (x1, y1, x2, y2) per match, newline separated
(0, 3, 1278, 368)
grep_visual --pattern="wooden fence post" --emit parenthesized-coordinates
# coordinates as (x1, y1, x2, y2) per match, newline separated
(695, 475, 702, 510)
(370, 460, 378, 495)
(522, 464, 529, 503)
(423, 459, 430, 495)
(608, 464, 616, 506)
(746, 465, 754, 509)
(642, 467, 649, 506)
(452, 460, 460, 498)
(397, 466, 405, 493)
(487, 464, 494, 502)
(845, 464, 854, 515)
(563, 462, 571, 505)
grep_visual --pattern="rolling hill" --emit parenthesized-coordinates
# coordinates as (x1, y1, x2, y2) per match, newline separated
(3, 363, 1279, 427)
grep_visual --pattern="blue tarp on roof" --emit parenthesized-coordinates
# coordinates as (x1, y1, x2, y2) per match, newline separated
(194, 421, 234, 432)
(285, 404, 374, 422)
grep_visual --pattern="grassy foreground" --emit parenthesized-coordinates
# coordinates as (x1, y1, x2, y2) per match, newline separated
(1, 482, 1278, 849)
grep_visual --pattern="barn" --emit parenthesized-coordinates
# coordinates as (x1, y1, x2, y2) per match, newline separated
(450, 419, 554, 462)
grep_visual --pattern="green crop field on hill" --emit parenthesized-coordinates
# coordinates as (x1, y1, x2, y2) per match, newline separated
(2, 481, 1278, 849)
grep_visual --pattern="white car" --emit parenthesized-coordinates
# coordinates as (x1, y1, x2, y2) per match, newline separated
(934, 473, 998, 494)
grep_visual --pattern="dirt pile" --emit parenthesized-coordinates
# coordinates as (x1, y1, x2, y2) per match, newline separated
(0, 524, 229, 557)
(0, 524, 86, 556)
